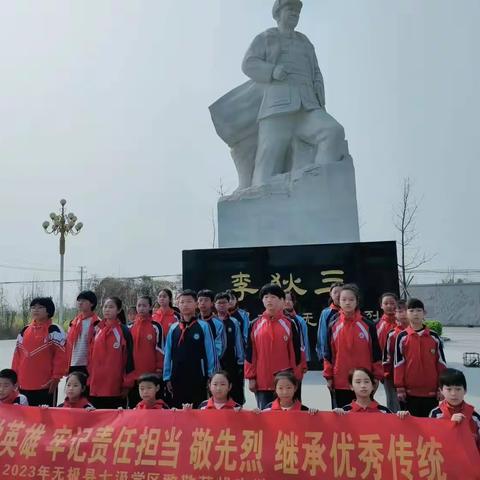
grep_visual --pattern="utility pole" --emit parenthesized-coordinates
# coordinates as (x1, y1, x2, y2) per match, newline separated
(79, 266, 86, 291)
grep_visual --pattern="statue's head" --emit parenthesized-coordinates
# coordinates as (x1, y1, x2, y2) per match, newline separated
(272, 0, 303, 30)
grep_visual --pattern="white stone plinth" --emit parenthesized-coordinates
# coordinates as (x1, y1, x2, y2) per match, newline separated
(218, 157, 360, 248)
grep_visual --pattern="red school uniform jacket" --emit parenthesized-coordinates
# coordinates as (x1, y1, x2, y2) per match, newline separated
(343, 400, 391, 414)
(199, 398, 240, 410)
(430, 400, 480, 450)
(152, 308, 179, 338)
(376, 314, 396, 352)
(129, 315, 164, 379)
(244, 312, 300, 391)
(12, 320, 66, 391)
(382, 325, 406, 379)
(88, 320, 135, 397)
(394, 326, 447, 397)
(323, 310, 383, 390)
(135, 399, 169, 410)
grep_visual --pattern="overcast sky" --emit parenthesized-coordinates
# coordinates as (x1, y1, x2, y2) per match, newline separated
(1, 0, 479, 299)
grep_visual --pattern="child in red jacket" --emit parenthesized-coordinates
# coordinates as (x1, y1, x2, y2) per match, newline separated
(12, 297, 66, 406)
(394, 298, 447, 417)
(323, 284, 383, 408)
(377, 292, 399, 412)
(135, 374, 169, 410)
(128, 296, 163, 408)
(88, 297, 135, 409)
(0, 369, 28, 406)
(429, 368, 479, 450)
(245, 284, 300, 410)
(198, 371, 241, 410)
(57, 371, 94, 409)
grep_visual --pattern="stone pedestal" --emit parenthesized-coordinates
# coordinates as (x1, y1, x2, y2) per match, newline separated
(218, 157, 360, 247)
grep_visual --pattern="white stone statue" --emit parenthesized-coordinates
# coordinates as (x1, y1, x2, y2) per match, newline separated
(210, 0, 349, 190)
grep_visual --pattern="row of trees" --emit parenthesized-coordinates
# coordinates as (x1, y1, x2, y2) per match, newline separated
(0, 276, 181, 339)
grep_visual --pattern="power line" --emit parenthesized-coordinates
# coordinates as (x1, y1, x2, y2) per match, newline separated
(0, 263, 76, 273)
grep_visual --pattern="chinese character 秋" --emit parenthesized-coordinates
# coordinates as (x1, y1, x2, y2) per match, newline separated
(387, 434, 414, 480)
(357, 434, 384, 480)
(274, 431, 299, 474)
(88, 426, 114, 464)
(417, 436, 447, 480)
(190, 428, 214, 470)
(314, 270, 345, 295)
(113, 427, 137, 465)
(239, 430, 263, 474)
(0, 419, 26, 458)
(271, 273, 307, 296)
(158, 427, 182, 468)
(213, 428, 237, 471)
(19, 423, 46, 459)
(330, 432, 357, 478)
(136, 427, 161, 466)
(301, 432, 327, 475)
(231, 273, 258, 301)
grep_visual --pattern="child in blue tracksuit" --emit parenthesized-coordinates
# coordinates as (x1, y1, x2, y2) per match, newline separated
(163, 290, 216, 409)
(198, 289, 226, 363)
(214, 292, 245, 405)
(316, 283, 343, 364)
(227, 290, 250, 345)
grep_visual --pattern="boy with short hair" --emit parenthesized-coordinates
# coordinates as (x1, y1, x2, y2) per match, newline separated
(214, 292, 245, 405)
(429, 368, 480, 450)
(163, 290, 216, 408)
(66, 290, 100, 376)
(135, 373, 169, 410)
(394, 298, 447, 417)
(227, 290, 250, 344)
(0, 369, 28, 405)
(245, 284, 300, 409)
(198, 289, 226, 361)
(12, 297, 66, 406)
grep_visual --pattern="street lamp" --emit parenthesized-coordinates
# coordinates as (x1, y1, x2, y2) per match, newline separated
(42, 199, 83, 323)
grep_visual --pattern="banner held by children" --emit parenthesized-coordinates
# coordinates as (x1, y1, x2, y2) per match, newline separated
(0, 405, 479, 479)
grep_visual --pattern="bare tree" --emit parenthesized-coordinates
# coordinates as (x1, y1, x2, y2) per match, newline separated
(394, 178, 433, 298)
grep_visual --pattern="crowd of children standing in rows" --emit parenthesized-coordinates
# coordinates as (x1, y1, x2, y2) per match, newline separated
(0, 282, 478, 449)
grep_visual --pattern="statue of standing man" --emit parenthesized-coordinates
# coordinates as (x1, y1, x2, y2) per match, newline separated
(210, 0, 349, 190)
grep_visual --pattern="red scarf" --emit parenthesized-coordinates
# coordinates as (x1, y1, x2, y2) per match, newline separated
(136, 399, 168, 410)
(270, 399, 303, 411)
(96, 318, 122, 351)
(61, 397, 91, 409)
(349, 400, 381, 413)
(0, 391, 20, 405)
(339, 310, 363, 350)
(130, 314, 153, 352)
(380, 313, 396, 326)
(177, 318, 197, 346)
(438, 400, 474, 420)
(152, 308, 177, 335)
(68, 312, 100, 346)
(27, 319, 52, 341)
(203, 398, 238, 410)
(330, 303, 339, 311)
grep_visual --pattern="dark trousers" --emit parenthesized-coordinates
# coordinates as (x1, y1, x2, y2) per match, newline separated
(222, 364, 245, 405)
(89, 396, 127, 409)
(128, 384, 141, 409)
(21, 389, 56, 407)
(68, 365, 89, 376)
(171, 380, 207, 409)
(406, 395, 438, 417)
(255, 390, 275, 410)
(334, 389, 356, 409)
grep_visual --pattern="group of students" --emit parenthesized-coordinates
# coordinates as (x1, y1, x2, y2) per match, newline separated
(1, 282, 479, 449)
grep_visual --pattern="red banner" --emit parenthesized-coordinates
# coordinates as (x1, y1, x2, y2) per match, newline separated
(0, 405, 479, 480)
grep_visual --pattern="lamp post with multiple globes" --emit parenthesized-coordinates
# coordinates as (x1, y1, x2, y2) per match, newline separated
(42, 199, 83, 323)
